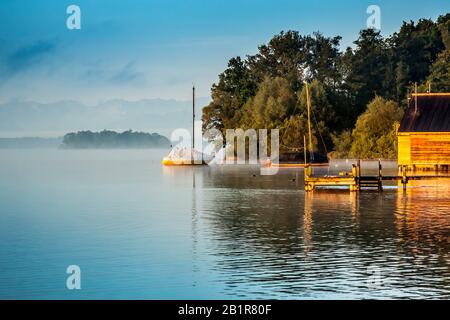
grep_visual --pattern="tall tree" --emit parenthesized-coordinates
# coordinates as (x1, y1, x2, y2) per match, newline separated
(426, 50, 450, 92)
(202, 56, 257, 133)
(304, 32, 343, 88)
(247, 31, 307, 92)
(345, 29, 389, 119)
(390, 18, 446, 99)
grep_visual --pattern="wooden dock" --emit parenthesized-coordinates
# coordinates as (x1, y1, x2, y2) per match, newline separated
(304, 160, 449, 191)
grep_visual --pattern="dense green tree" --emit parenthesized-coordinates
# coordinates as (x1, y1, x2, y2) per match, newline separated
(344, 29, 389, 119)
(247, 31, 306, 92)
(389, 17, 447, 100)
(297, 80, 335, 153)
(437, 14, 450, 50)
(426, 50, 450, 92)
(280, 114, 317, 153)
(329, 130, 352, 159)
(241, 77, 296, 129)
(349, 97, 403, 159)
(304, 32, 343, 88)
(202, 56, 257, 133)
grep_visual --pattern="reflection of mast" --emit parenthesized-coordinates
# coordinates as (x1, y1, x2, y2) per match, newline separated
(305, 82, 314, 162)
(191, 168, 199, 283)
(303, 192, 313, 256)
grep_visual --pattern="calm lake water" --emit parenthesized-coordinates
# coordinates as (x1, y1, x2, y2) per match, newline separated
(0, 149, 448, 299)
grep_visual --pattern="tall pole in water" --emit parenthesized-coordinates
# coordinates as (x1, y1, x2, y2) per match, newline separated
(303, 135, 307, 165)
(192, 85, 195, 152)
(306, 82, 314, 162)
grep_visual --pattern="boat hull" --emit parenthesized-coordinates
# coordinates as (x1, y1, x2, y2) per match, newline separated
(162, 158, 208, 166)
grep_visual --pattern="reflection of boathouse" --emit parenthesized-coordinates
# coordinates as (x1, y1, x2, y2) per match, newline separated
(398, 93, 450, 171)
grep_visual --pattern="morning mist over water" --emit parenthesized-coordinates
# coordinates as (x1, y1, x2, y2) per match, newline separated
(0, 150, 448, 299)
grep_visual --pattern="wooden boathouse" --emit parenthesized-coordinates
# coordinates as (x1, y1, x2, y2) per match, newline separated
(304, 92, 450, 192)
(397, 93, 450, 171)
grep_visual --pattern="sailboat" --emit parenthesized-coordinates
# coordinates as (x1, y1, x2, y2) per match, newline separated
(162, 86, 210, 166)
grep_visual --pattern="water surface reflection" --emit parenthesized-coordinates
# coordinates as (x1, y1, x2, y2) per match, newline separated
(194, 167, 449, 299)
(0, 150, 447, 299)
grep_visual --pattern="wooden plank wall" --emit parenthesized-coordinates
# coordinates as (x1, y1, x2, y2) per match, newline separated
(410, 134, 450, 165)
(398, 135, 411, 165)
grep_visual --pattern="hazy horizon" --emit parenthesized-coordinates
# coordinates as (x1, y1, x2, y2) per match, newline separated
(1, 1, 449, 138)
(0, 97, 209, 138)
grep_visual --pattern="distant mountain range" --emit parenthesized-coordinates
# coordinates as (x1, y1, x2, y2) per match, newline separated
(0, 97, 209, 138)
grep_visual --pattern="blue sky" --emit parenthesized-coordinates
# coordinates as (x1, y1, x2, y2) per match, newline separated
(0, 0, 449, 104)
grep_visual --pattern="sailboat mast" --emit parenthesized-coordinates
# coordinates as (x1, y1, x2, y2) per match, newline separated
(192, 85, 195, 150)
(306, 82, 314, 162)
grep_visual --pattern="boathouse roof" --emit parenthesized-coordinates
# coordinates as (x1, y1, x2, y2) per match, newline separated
(398, 93, 450, 133)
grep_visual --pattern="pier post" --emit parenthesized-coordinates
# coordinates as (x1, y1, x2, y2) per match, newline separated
(304, 165, 313, 192)
(378, 160, 383, 191)
(401, 165, 408, 191)
(351, 164, 360, 192)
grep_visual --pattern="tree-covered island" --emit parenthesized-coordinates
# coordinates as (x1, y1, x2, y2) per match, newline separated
(61, 130, 171, 149)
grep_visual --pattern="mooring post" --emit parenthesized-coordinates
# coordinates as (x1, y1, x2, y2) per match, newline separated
(304, 165, 311, 179)
(378, 160, 383, 191)
(358, 160, 361, 179)
(357, 160, 361, 188)
(402, 165, 408, 191)
(304, 165, 312, 192)
(351, 164, 359, 191)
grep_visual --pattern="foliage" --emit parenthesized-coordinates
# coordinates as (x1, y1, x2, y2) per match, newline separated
(297, 80, 335, 153)
(202, 14, 449, 159)
(329, 130, 352, 159)
(426, 50, 450, 92)
(349, 97, 403, 159)
(280, 114, 315, 153)
(241, 77, 296, 129)
(61, 130, 170, 149)
(388, 18, 447, 101)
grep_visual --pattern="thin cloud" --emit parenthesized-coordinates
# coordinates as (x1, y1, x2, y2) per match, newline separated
(5, 40, 57, 74)
(109, 61, 146, 86)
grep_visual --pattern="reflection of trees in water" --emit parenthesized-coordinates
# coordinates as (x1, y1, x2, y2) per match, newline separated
(303, 191, 359, 256)
(200, 182, 371, 297)
(199, 188, 308, 297)
(395, 182, 450, 271)
(199, 171, 450, 298)
(204, 189, 304, 255)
